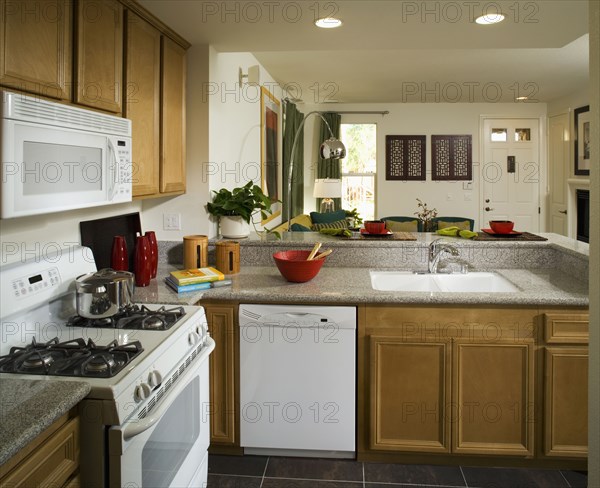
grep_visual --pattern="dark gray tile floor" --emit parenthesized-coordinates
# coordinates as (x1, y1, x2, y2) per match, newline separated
(207, 455, 587, 488)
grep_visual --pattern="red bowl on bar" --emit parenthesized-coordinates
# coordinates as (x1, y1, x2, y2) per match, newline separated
(489, 220, 515, 234)
(273, 250, 326, 283)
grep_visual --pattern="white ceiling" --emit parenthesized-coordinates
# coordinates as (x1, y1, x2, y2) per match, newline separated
(140, 0, 590, 103)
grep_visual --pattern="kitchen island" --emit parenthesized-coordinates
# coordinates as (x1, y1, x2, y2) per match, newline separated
(138, 232, 589, 469)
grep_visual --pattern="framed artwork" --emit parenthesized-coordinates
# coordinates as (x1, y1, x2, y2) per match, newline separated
(574, 105, 590, 176)
(385, 135, 426, 180)
(431, 135, 472, 181)
(260, 86, 281, 224)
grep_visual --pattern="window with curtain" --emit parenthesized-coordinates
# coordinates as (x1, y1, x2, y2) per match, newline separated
(340, 123, 376, 220)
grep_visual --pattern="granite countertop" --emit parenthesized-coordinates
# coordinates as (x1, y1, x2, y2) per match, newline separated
(0, 379, 91, 467)
(134, 264, 588, 307)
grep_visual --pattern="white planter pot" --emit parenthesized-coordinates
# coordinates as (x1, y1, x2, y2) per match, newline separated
(220, 216, 250, 238)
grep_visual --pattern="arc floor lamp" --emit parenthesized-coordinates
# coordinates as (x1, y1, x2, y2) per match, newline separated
(285, 111, 347, 225)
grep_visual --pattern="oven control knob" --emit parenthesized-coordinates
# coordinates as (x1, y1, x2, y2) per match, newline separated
(148, 370, 162, 388)
(134, 383, 151, 402)
(188, 331, 200, 346)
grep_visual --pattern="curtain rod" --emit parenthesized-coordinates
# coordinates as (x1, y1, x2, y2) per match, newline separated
(334, 110, 389, 115)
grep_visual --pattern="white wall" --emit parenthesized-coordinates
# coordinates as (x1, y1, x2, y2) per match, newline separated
(0, 201, 142, 265)
(299, 102, 547, 229)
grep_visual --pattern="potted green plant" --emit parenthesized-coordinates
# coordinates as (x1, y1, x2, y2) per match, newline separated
(344, 208, 363, 229)
(206, 181, 276, 238)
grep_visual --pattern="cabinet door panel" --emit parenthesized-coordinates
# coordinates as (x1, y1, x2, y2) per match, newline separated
(76, 0, 122, 112)
(370, 337, 450, 452)
(544, 347, 588, 457)
(125, 11, 160, 197)
(0, 0, 72, 99)
(452, 341, 534, 456)
(206, 305, 237, 445)
(160, 37, 186, 194)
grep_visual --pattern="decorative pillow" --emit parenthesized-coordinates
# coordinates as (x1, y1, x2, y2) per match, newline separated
(290, 223, 311, 232)
(310, 210, 346, 224)
(311, 219, 349, 231)
(385, 219, 419, 232)
(437, 220, 471, 231)
(291, 214, 313, 229)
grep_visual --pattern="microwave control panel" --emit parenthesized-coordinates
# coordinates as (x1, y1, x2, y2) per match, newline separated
(116, 139, 132, 191)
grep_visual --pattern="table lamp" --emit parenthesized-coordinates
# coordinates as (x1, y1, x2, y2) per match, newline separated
(313, 178, 342, 213)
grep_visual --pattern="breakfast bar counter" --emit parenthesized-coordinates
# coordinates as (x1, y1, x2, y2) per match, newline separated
(139, 233, 589, 307)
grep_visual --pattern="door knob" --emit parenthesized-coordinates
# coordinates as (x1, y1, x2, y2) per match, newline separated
(485, 207, 494, 211)
(559, 210, 567, 214)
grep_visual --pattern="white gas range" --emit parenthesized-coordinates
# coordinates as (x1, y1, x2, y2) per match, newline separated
(0, 246, 215, 488)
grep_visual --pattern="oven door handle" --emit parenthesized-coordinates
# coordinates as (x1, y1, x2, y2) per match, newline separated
(122, 337, 215, 441)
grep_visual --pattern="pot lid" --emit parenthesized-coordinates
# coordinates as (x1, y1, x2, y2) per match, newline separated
(76, 268, 134, 292)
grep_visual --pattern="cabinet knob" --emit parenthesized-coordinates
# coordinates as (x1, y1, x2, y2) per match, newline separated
(559, 210, 568, 215)
(485, 207, 494, 212)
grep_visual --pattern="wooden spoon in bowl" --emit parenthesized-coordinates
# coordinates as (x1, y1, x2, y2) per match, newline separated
(307, 242, 322, 260)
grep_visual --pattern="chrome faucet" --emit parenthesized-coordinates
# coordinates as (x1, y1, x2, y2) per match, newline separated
(428, 238, 460, 274)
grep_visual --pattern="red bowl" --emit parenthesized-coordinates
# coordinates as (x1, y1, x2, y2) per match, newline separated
(489, 220, 515, 233)
(364, 220, 386, 234)
(273, 250, 326, 283)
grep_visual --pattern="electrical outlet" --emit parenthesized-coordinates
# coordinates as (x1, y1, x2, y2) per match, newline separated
(163, 213, 182, 231)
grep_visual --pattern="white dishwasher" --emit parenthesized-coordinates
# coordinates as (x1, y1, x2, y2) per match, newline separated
(239, 304, 356, 458)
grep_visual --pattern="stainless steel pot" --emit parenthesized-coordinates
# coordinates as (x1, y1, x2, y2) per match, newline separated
(75, 268, 135, 319)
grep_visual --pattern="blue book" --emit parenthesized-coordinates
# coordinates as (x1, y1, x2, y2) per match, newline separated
(165, 277, 211, 293)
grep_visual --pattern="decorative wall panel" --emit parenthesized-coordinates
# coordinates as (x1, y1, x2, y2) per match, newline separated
(431, 135, 472, 181)
(385, 135, 426, 180)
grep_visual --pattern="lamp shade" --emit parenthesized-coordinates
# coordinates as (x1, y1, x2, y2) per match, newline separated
(313, 178, 342, 199)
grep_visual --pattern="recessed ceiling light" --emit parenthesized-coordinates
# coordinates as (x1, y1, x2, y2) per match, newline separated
(315, 17, 342, 29)
(516, 96, 528, 100)
(475, 13, 505, 24)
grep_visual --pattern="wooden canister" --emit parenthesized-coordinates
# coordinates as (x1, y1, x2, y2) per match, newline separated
(215, 241, 240, 274)
(183, 235, 208, 269)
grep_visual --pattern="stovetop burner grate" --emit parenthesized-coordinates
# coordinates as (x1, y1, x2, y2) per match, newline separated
(66, 305, 186, 331)
(0, 337, 143, 377)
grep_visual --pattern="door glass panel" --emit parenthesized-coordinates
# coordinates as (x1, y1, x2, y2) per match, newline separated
(142, 378, 200, 487)
(491, 129, 507, 142)
(515, 128, 531, 141)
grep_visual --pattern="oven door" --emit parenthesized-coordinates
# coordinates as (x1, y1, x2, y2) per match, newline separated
(108, 341, 214, 488)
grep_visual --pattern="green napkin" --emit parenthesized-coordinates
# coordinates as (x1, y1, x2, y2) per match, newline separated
(319, 228, 352, 237)
(436, 226, 477, 239)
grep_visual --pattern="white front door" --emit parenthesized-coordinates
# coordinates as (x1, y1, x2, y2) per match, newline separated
(548, 113, 570, 236)
(481, 118, 541, 231)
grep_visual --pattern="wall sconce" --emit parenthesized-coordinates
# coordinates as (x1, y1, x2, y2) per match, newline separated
(238, 65, 260, 86)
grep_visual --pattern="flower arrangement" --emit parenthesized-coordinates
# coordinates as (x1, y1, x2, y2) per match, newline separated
(414, 198, 438, 231)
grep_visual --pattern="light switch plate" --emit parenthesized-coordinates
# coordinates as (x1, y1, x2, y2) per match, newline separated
(163, 213, 181, 231)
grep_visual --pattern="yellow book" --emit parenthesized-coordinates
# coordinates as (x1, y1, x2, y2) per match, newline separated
(169, 267, 225, 285)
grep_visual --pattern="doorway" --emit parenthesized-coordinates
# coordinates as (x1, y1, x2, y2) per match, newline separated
(480, 118, 541, 232)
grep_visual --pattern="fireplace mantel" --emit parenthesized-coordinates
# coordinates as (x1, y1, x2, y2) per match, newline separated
(567, 178, 590, 239)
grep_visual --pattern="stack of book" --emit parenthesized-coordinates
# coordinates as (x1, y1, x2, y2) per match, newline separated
(166, 267, 225, 293)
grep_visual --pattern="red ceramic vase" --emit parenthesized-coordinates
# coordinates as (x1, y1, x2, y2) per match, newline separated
(145, 231, 158, 278)
(110, 235, 128, 271)
(134, 235, 152, 287)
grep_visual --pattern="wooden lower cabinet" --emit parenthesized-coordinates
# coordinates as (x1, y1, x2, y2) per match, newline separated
(542, 311, 589, 458)
(360, 304, 544, 462)
(204, 302, 239, 448)
(370, 337, 450, 452)
(0, 411, 80, 488)
(452, 340, 534, 456)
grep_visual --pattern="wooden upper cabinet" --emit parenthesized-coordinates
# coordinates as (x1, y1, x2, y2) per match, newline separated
(75, 0, 122, 112)
(125, 10, 160, 197)
(160, 37, 186, 194)
(0, 0, 72, 100)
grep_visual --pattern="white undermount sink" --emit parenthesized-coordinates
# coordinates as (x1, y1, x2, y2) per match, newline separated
(370, 271, 519, 293)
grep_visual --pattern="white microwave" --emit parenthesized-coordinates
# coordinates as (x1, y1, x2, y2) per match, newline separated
(1, 91, 132, 219)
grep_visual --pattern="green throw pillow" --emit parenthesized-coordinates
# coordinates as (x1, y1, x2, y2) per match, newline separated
(385, 219, 419, 232)
(310, 210, 347, 224)
(290, 223, 311, 232)
(311, 219, 349, 231)
(437, 220, 471, 231)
